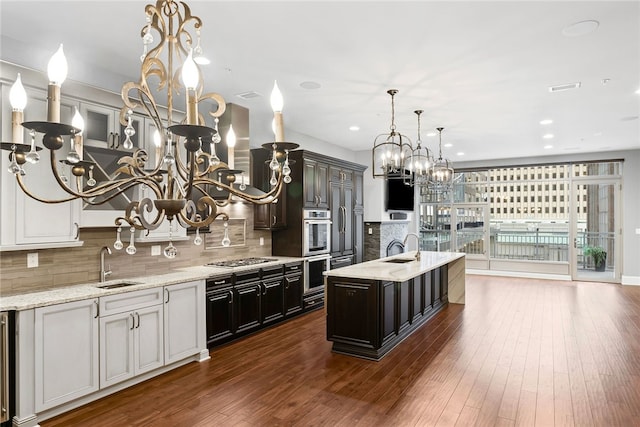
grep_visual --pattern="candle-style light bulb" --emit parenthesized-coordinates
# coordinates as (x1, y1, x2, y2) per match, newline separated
(226, 124, 236, 148)
(271, 80, 285, 142)
(72, 107, 84, 134)
(69, 107, 85, 161)
(153, 128, 162, 148)
(46, 44, 67, 123)
(9, 73, 27, 111)
(10, 74, 27, 144)
(182, 49, 199, 124)
(270, 80, 283, 113)
(47, 44, 67, 85)
(181, 49, 199, 90)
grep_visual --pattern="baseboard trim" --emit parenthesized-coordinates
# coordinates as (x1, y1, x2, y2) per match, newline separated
(621, 275, 640, 286)
(466, 268, 571, 282)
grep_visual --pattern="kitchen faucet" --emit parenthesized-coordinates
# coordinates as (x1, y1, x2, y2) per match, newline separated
(100, 246, 112, 282)
(402, 233, 421, 261)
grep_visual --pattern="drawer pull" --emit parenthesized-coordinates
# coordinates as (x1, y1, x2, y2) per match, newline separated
(213, 280, 226, 285)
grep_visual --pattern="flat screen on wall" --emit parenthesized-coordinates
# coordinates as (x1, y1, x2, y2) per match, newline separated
(385, 173, 415, 211)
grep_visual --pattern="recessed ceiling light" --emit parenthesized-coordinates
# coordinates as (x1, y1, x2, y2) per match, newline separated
(426, 132, 436, 137)
(636, 88, 640, 95)
(544, 145, 553, 149)
(562, 20, 599, 37)
(349, 125, 360, 131)
(539, 119, 553, 125)
(444, 143, 453, 148)
(549, 82, 581, 92)
(300, 81, 321, 90)
(456, 152, 464, 156)
(543, 133, 554, 139)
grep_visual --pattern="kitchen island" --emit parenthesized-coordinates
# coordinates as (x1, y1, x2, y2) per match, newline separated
(325, 251, 465, 360)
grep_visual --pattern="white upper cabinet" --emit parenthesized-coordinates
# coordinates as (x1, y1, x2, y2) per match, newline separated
(0, 80, 81, 249)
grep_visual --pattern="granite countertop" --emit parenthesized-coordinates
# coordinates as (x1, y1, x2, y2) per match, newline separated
(325, 251, 464, 282)
(0, 256, 303, 311)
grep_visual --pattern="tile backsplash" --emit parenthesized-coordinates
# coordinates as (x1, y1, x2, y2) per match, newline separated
(0, 204, 271, 296)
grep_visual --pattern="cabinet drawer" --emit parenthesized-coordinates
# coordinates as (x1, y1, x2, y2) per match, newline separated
(284, 262, 303, 275)
(99, 287, 164, 316)
(207, 275, 233, 290)
(261, 264, 284, 279)
(234, 269, 261, 285)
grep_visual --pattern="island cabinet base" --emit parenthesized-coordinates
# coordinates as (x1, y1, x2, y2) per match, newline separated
(326, 266, 449, 361)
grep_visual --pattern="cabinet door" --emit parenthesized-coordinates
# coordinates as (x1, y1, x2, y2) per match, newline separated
(261, 278, 284, 324)
(164, 280, 205, 364)
(12, 87, 80, 245)
(135, 305, 164, 375)
(330, 182, 342, 256)
(326, 279, 377, 348)
(80, 102, 119, 149)
(284, 273, 303, 316)
(100, 311, 135, 388)
(206, 287, 234, 345)
(342, 185, 354, 255)
(303, 160, 319, 208)
(411, 275, 423, 322)
(303, 159, 329, 209)
(35, 299, 99, 411)
(235, 282, 261, 334)
(315, 162, 329, 209)
(354, 171, 364, 209)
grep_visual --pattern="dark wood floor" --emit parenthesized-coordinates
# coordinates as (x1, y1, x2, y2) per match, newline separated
(42, 275, 640, 426)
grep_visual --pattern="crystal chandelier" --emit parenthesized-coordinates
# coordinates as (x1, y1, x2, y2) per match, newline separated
(428, 127, 454, 194)
(406, 110, 433, 186)
(371, 89, 412, 180)
(2, 0, 295, 258)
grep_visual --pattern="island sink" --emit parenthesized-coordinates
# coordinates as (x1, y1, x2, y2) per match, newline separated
(383, 258, 415, 263)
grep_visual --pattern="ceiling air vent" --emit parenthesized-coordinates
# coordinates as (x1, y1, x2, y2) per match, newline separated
(548, 82, 581, 93)
(236, 91, 262, 100)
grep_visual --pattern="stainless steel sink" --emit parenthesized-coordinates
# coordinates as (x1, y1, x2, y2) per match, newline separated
(96, 281, 142, 290)
(383, 258, 415, 264)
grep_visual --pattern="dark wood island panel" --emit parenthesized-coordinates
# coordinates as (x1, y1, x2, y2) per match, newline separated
(325, 252, 465, 360)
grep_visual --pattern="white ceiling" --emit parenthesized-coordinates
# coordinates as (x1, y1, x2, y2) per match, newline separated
(1, 1, 639, 163)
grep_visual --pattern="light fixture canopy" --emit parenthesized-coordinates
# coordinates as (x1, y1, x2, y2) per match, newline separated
(371, 89, 412, 180)
(2, 0, 296, 258)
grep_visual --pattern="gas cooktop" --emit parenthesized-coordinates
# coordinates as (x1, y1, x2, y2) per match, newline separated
(205, 257, 274, 268)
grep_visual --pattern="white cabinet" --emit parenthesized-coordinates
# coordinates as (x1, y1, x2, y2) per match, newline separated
(164, 280, 206, 364)
(34, 299, 99, 412)
(99, 304, 164, 388)
(0, 83, 81, 248)
(99, 287, 164, 388)
(79, 102, 145, 152)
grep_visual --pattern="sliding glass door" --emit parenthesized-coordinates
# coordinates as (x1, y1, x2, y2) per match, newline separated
(571, 178, 621, 283)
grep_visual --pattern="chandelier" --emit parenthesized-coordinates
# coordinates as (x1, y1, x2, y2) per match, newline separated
(371, 89, 412, 180)
(2, 0, 295, 258)
(428, 127, 454, 195)
(406, 109, 433, 187)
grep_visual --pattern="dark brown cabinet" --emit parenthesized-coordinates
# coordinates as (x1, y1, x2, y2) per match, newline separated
(326, 266, 449, 360)
(205, 284, 234, 346)
(284, 264, 303, 316)
(206, 262, 304, 348)
(251, 149, 287, 230)
(303, 158, 329, 209)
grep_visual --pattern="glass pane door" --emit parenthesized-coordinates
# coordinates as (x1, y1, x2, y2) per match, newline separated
(418, 203, 452, 251)
(453, 205, 489, 259)
(572, 179, 620, 282)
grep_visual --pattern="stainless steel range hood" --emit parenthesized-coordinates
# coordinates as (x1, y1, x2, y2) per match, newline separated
(212, 103, 267, 199)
